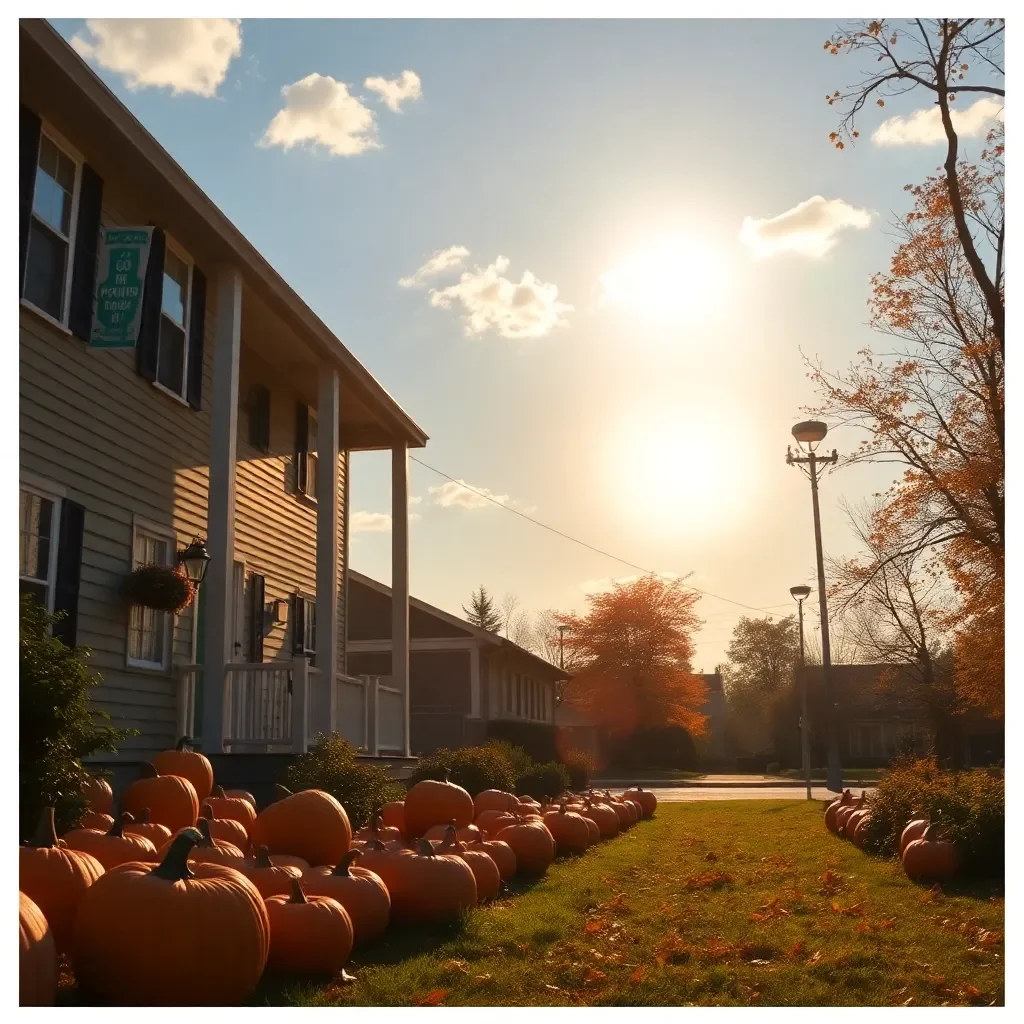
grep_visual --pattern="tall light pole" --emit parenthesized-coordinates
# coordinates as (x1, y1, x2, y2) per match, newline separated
(790, 584, 812, 800)
(557, 624, 568, 670)
(787, 419, 843, 793)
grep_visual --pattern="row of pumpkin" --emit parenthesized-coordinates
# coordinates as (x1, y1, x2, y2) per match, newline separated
(825, 789, 959, 883)
(20, 739, 658, 1006)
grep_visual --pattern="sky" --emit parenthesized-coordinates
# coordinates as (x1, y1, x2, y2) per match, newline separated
(46, 16, 1004, 671)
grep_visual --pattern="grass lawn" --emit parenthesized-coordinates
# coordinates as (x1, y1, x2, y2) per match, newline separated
(254, 802, 1003, 1007)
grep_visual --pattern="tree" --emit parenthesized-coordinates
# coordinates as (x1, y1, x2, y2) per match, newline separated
(825, 18, 1004, 351)
(462, 585, 502, 633)
(557, 574, 707, 738)
(499, 591, 534, 649)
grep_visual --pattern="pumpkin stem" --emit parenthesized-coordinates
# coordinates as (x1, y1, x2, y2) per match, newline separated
(175, 736, 194, 751)
(923, 822, 939, 841)
(139, 763, 158, 780)
(441, 769, 452, 785)
(289, 878, 308, 904)
(107, 812, 133, 837)
(201, 803, 215, 820)
(149, 829, 202, 881)
(255, 846, 274, 869)
(363, 837, 389, 853)
(32, 806, 60, 848)
(332, 849, 361, 876)
(211, 785, 226, 798)
(416, 838, 436, 857)
(195, 817, 215, 846)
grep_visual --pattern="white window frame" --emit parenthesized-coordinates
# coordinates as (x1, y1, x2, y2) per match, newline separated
(152, 237, 194, 405)
(19, 477, 65, 615)
(126, 517, 178, 671)
(296, 593, 317, 657)
(306, 408, 320, 499)
(21, 122, 83, 331)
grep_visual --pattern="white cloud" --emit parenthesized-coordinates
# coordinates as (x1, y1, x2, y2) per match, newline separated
(351, 511, 392, 533)
(364, 70, 422, 113)
(428, 256, 573, 339)
(399, 246, 469, 289)
(873, 96, 1004, 147)
(429, 479, 510, 510)
(70, 19, 242, 97)
(260, 74, 378, 157)
(739, 196, 874, 259)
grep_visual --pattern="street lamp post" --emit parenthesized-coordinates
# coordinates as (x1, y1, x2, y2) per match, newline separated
(787, 420, 843, 793)
(790, 584, 812, 800)
(557, 624, 568, 670)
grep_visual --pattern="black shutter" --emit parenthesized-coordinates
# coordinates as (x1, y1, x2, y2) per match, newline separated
(185, 266, 206, 410)
(20, 105, 42, 294)
(250, 573, 266, 663)
(136, 227, 166, 380)
(68, 164, 104, 342)
(249, 385, 271, 451)
(295, 402, 309, 494)
(292, 593, 305, 655)
(52, 500, 85, 648)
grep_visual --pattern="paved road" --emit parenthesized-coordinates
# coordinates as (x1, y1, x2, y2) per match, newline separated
(638, 786, 872, 802)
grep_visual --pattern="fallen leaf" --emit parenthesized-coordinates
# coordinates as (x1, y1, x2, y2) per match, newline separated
(415, 990, 448, 1007)
(977, 930, 1002, 947)
(704, 852, 718, 862)
(902, 996, 915, 1006)
(629, 966, 647, 985)
(544, 984, 561, 992)
(685, 871, 734, 890)
(335, 969, 357, 984)
(807, 950, 823, 965)
(748, 959, 771, 966)
(878, 918, 896, 929)
(584, 968, 607, 984)
(790, 941, 806, 958)
(585, 918, 607, 934)
(442, 959, 470, 975)
(473, 975, 493, 983)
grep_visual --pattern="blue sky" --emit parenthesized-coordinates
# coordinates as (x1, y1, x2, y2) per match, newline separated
(48, 17, 1002, 669)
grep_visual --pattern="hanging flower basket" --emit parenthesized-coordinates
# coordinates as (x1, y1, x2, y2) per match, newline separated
(123, 564, 196, 612)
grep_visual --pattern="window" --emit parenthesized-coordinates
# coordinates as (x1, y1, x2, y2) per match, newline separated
(293, 593, 316, 659)
(155, 246, 192, 397)
(19, 485, 61, 612)
(23, 133, 79, 323)
(303, 598, 316, 655)
(515, 674, 522, 717)
(306, 409, 319, 496)
(505, 674, 513, 713)
(127, 521, 175, 670)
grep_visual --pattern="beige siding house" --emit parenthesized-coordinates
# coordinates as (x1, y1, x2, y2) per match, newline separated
(19, 20, 426, 761)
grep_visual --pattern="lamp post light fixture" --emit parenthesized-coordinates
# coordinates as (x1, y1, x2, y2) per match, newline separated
(557, 624, 569, 671)
(177, 537, 211, 585)
(786, 420, 843, 793)
(790, 583, 812, 801)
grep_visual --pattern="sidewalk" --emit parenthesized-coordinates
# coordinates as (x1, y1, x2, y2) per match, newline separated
(592, 774, 875, 790)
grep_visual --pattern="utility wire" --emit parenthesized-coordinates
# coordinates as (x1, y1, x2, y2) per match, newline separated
(409, 455, 792, 616)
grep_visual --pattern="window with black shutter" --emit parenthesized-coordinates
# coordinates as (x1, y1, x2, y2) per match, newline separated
(249, 385, 271, 451)
(292, 592, 316, 657)
(294, 402, 317, 497)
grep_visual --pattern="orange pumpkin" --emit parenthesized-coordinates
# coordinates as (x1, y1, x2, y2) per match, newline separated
(201, 803, 250, 851)
(20, 807, 104, 953)
(580, 800, 619, 839)
(468, 832, 516, 881)
(900, 815, 930, 855)
(387, 839, 477, 924)
(351, 837, 415, 897)
(248, 787, 351, 868)
(475, 809, 518, 837)
(205, 785, 258, 830)
(404, 774, 474, 839)
(160, 817, 244, 869)
(825, 789, 853, 834)
(849, 810, 872, 849)
(78, 810, 115, 833)
(543, 804, 591, 855)
(353, 811, 404, 845)
(121, 763, 199, 833)
(224, 789, 257, 809)
(81, 775, 114, 815)
(436, 827, 501, 902)
(150, 736, 214, 802)
(64, 813, 158, 869)
(303, 849, 391, 943)
(424, 819, 481, 844)
(265, 879, 354, 976)
(123, 808, 173, 850)
(267, 852, 310, 873)
(902, 823, 960, 884)
(20, 892, 57, 1006)
(378, 800, 406, 835)
(836, 792, 867, 836)
(622, 786, 657, 819)
(240, 846, 303, 898)
(473, 789, 517, 817)
(495, 819, 556, 876)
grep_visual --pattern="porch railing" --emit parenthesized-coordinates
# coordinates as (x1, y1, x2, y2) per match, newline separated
(332, 674, 406, 755)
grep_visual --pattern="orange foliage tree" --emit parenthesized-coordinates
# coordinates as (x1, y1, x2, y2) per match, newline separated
(557, 575, 708, 738)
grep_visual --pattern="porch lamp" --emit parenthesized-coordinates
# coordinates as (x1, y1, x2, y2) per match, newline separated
(177, 537, 211, 585)
(790, 584, 812, 801)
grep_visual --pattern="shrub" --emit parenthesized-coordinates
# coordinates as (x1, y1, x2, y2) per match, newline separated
(19, 596, 130, 839)
(766, 761, 782, 775)
(485, 719, 557, 762)
(862, 756, 1004, 876)
(516, 761, 571, 800)
(485, 739, 532, 780)
(560, 748, 594, 791)
(286, 733, 405, 829)
(409, 745, 517, 796)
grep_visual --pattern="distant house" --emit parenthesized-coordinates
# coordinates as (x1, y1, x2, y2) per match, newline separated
(696, 671, 728, 762)
(554, 703, 602, 764)
(345, 571, 568, 757)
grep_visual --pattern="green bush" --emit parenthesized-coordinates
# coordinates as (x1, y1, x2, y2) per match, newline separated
(516, 761, 571, 800)
(766, 761, 782, 775)
(485, 739, 532, 780)
(19, 596, 130, 840)
(560, 748, 594, 791)
(410, 745, 517, 796)
(485, 719, 557, 762)
(862, 756, 1004, 876)
(286, 733, 405, 829)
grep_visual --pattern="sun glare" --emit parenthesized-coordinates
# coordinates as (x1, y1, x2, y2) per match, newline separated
(600, 236, 728, 323)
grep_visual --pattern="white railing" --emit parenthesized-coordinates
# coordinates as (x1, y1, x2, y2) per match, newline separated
(331, 674, 407, 756)
(335, 674, 369, 750)
(378, 683, 405, 753)
(177, 664, 199, 740)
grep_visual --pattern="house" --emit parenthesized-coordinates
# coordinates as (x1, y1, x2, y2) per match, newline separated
(345, 572, 568, 757)
(553, 703, 603, 765)
(19, 20, 427, 773)
(695, 670, 728, 763)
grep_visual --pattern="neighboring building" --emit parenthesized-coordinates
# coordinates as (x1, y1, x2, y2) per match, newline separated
(696, 670, 728, 762)
(19, 21, 427, 764)
(553, 703, 602, 765)
(346, 572, 568, 756)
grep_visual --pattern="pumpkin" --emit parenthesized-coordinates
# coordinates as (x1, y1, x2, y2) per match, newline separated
(72, 829, 269, 1005)
(64, 813, 158, 869)
(404, 773, 475, 839)
(121, 763, 199, 833)
(824, 789, 854, 834)
(351, 837, 416, 898)
(249, 786, 351, 868)
(900, 815, 930, 856)
(201, 803, 250, 851)
(849, 811, 872, 849)
(224, 789, 258, 809)
(81, 775, 114, 815)
(622, 786, 657, 819)
(20, 807, 105, 953)
(303, 849, 391, 943)
(543, 804, 591, 855)
(205, 785, 259, 829)
(474, 809, 518, 837)
(622, 796, 643, 821)
(160, 817, 245, 869)
(265, 879, 354, 976)
(19, 892, 57, 1007)
(123, 808, 173, 850)
(473, 789, 517, 817)
(267, 853, 311, 873)
(495, 819, 556, 876)
(79, 810, 115, 832)
(240, 846, 303, 898)
(353, 811, 404, 845)
(435, 826, 501, 902)
(607, 798, 633, 831)
(378, 800, 406, 835)
(388, 839, 477, 924)
(424, 819, 481, 844)
(836, 792, 867, 836)
(580, 800, 619, 839)
(902, 823, 960, 884)
(150, 736, 214, 802)
(467, 832, 517, 881)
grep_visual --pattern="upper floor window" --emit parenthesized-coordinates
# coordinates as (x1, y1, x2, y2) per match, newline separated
(19, 485, 61, 613)
(156, 246, 192, 398)
(23, 133, 79, 324)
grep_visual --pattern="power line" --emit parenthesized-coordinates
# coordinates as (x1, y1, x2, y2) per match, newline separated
(409, 455, 789, 616)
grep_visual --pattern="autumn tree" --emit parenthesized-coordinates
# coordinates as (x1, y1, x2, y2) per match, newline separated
(557, 574, 707, 739)
(462, 586, 502, 633)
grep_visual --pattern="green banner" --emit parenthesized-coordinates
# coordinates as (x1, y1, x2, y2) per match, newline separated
(89, 227, 153, 349)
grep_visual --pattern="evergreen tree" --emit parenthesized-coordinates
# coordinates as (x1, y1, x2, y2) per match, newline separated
(462, 585, 502, 632)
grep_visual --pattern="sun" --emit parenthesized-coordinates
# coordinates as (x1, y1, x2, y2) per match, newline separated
(599, 236, 728, 323)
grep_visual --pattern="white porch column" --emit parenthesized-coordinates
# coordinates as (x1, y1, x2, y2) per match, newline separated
(201, 265, 242, 753)
(391, 442, 411, 756)
(314, 365, 340, 738)
(469, 645, 481, 719)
